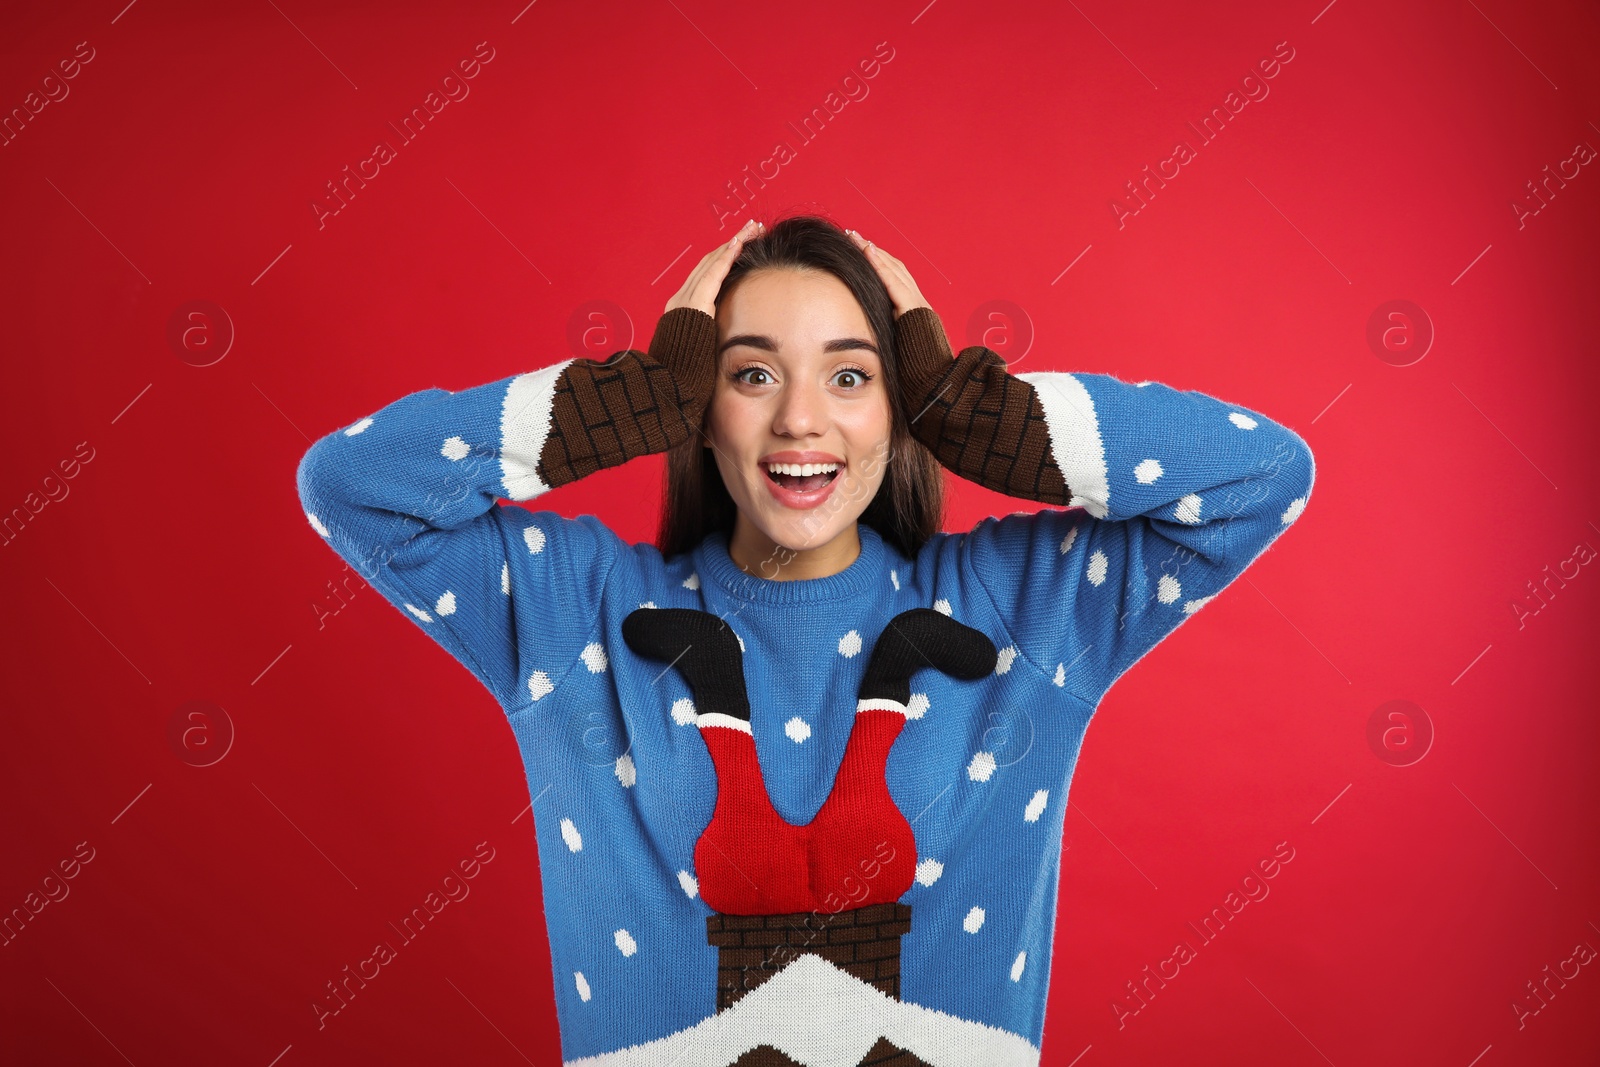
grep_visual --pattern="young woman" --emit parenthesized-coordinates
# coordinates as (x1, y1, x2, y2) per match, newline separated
(297, 215, 1314, 1067)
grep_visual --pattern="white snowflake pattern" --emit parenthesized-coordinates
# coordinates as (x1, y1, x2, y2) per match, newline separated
(1024, 789, 1049, 822)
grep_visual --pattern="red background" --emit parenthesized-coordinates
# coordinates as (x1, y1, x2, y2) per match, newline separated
(3, 0, 1597, 1064)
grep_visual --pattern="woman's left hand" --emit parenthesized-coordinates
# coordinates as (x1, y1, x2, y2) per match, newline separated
(847, 229, 930, 320)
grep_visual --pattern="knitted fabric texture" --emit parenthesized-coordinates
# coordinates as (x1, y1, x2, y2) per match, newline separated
(296, 306, 1315, 1067)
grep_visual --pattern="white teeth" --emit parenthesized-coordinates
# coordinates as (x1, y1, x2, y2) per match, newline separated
(764, 462, 840, 476)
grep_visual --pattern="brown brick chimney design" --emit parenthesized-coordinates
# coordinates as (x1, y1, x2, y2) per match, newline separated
(707, 901, 913, 1010)
(706, 902, 933, 1067)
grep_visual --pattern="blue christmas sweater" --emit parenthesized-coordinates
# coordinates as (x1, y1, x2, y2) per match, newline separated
(296, 305, 1314, 1067)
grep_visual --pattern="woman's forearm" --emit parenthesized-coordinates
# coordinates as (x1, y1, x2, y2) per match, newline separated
(535, 307, 718, 491)
(892, 306, 1072, 506)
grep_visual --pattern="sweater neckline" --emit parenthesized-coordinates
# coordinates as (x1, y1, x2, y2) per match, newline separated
(696, 522, 887, 605)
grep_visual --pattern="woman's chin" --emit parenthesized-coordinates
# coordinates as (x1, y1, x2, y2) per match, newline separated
(764, 510, 854, 554)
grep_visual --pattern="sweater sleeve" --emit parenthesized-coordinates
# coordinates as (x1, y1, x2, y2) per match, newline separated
(894, 306, 1315, 703)
(294, 308, 718, 709)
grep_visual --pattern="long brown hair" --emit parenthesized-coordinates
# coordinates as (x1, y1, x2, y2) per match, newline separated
(655, 213, 946, 562)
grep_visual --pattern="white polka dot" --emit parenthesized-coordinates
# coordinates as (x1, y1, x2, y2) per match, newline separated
(501, 562, 510, 594)
(890, 569, 900, 591)
(638, 600, 656, 609)
(968, 751, 997, 782)
(934, 599, 952, 615)
(915, 858, 944, 887)
(735, 632, 744, 653)
(1157, 574, 1182, 604)
(1228, 412, 1258, 430)
(306, 512, 330, 537)
(1135, 381, 1153, 388)
(683, 572, 700, 590)
(435, 591, 457, 616)
(1281, 496, 1307, 524)
(574, 972, 591, 1001)
(441, 436, 471, 461)
(1058, 526, 1078, 554)
(678, 870, 699, 898)
(581, 643, 609, 673)
(1134, 458, 1164, 483)
(1052, 663, 1066, 687)
(404, 603, 433, 622)
(614, 929, 637, 957)
(906, 693, 930, 720)
(838, 630, 862, 657)
(671, 698, 697, 726)
(344, 417, 374, 436)
(995, 646, 1017, 675)
(1182, 595, 1215, 615)
(784, 717, 811, 743)
(528, 671, 554, 701)
(1086, 550, 1109, 585)
(560, 818, 583, 852)
(963, 906, 986, 933)
(1011, 951, 1027, 981)
(614, 754, 636, 787)
(524, 525, 546, 554)
(1024, 789, 1049, 823)
(1174, 493, 1202, 524)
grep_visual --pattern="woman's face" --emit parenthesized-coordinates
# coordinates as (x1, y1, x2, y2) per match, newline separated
(703, 267, 893, 569)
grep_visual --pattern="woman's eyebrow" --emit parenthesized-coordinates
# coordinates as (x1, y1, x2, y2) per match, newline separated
(717, 334, 880, 357)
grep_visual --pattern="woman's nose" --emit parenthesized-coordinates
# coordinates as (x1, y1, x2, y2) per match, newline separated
(771, 380, 827, 436)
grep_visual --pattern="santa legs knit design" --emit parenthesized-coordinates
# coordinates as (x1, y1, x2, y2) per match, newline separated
(695, 705, 917, 915)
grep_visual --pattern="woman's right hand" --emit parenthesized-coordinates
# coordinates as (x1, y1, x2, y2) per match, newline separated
(664, 218, 763, 315)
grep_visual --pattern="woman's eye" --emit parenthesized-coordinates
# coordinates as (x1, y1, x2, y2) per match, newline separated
(732, 366, 875, 388)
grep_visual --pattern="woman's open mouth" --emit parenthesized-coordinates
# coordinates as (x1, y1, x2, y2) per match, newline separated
(761, 461, 842, 510)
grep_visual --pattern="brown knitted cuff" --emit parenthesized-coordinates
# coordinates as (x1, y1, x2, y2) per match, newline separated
(893, 306, 956, 419)
(893, 306, 1071, 507)
(647, 306, 720, 421)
